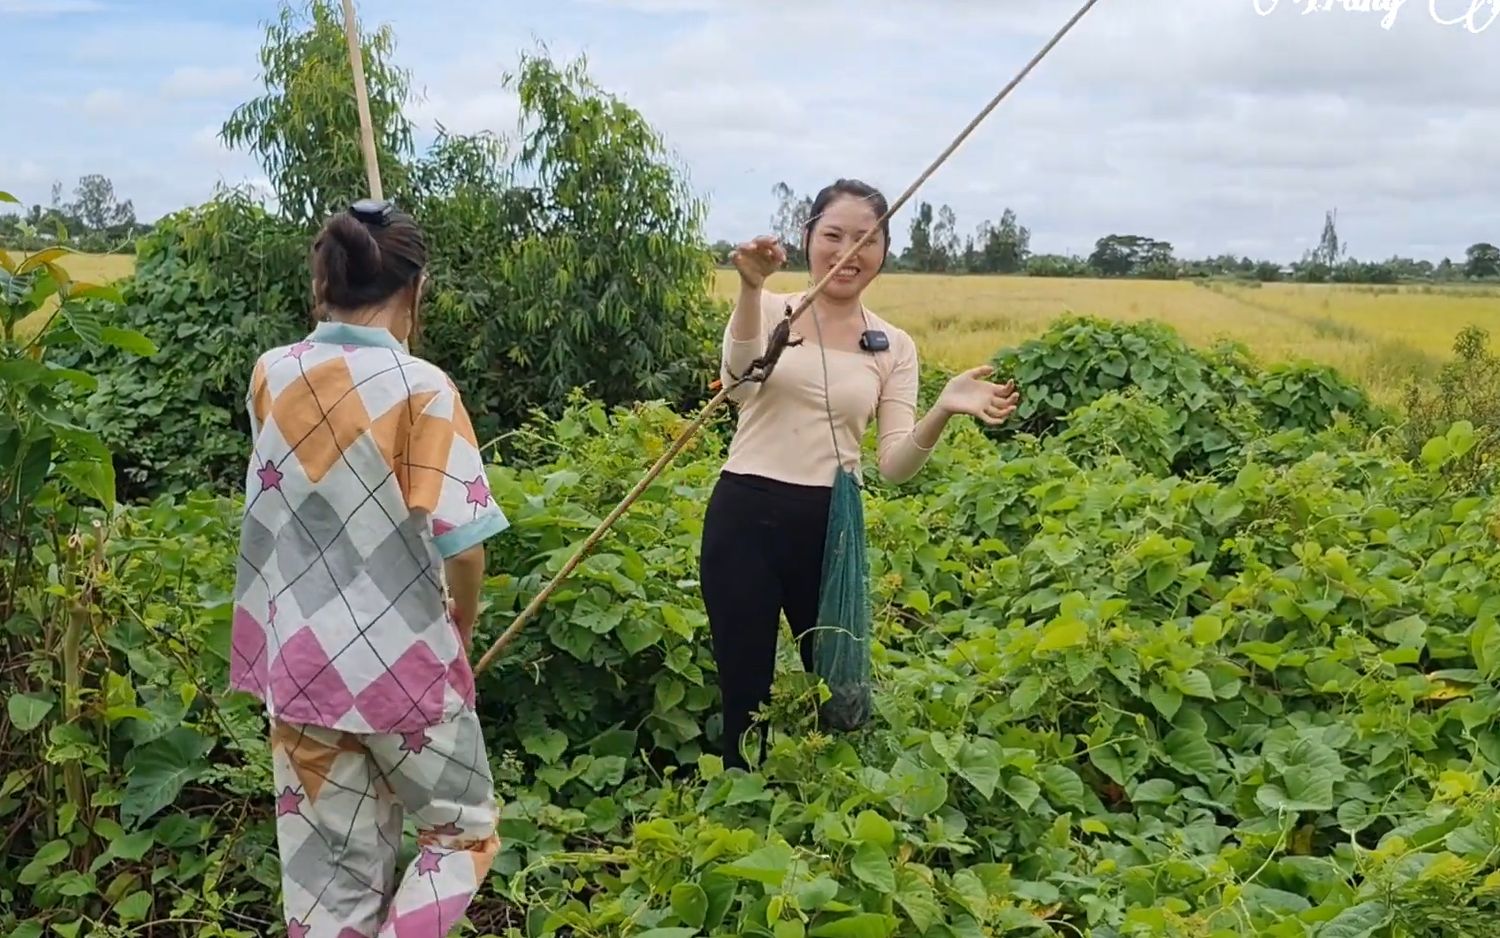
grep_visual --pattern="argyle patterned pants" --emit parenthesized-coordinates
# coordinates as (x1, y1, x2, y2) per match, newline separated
(269, 707, 499, 937)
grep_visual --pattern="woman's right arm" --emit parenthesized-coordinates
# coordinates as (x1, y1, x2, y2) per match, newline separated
(722, 236, 787, 387)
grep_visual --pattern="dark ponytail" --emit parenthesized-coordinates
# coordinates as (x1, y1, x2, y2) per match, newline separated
(311, 205, 428, 316)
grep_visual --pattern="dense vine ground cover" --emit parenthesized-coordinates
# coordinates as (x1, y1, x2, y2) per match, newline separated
(6, 310, 1500, 938)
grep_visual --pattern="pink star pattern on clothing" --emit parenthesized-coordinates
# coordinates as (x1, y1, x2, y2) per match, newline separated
(287, 341, 314, 359)
(399, 730, 429, 754)
(287, 919, 310, 938)
(464, 475, 491, 507)
(257, 460, 284, 492)
(276, 786, 304, 817)
(341, 344, 359, 352)
(415, 847, 444, 876)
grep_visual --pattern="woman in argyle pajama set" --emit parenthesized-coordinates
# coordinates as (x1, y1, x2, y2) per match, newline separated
(229, 201, 509, 937)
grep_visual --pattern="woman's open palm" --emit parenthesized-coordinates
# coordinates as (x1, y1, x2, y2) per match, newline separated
(938, 365, 1020, 426)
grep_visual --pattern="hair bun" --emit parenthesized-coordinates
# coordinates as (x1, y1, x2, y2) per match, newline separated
(328, 213, 382, 279)
(315, 213, 383, 308)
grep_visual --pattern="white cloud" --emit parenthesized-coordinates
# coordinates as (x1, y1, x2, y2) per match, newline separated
(79, 88, 134, 123)
(0, 0, 106, 13)
(160, 66, 253, 101)
(4, 0, 1495, 261)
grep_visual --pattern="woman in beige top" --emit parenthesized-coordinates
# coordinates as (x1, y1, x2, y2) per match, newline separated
(701, 178, 1019, 769)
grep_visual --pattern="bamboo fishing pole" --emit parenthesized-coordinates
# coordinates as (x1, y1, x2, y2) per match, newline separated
(471, 0, 1106, 675)
(342, 0, 383, 200)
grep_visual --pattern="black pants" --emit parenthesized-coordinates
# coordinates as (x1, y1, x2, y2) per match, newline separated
(699, 471, 830, 769)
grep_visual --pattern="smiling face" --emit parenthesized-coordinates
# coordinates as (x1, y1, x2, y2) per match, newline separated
(806, 193, 887, 302)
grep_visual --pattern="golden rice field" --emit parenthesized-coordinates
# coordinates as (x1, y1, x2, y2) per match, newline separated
(10, 251, 1493, 409)
(718, 269, 1499, 407)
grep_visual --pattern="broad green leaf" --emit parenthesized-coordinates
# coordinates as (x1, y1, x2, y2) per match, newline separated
(15, 433, 52, 501)
(1148, 683, 1182, 720)
(1317, 900, 1389, 937)
(56, 458, 115, 510)
(61, 304, 105, 347)
(1471, 618, 1500, 677)
(114, 891, 152, 924)
(893, 867, 942, 933)
(851, 842, 894, 892)
(1298, 599, 1338, 625)
(810, 913, 896, 938)
(1379, 614, 1426, 647)
(1008, 675, 1043, 713)
(121, 728, 211, 828)
(17, 839, 69, 885)
(1420, 436, 1451, 466)
(1161, 730, 1221, 781)
(1038, 764, 1088, 808)
(521, 728, 568, 764)
(852, 810, 895, 849)
(633, 930, 699, 938)
(718, 842, 794, 885)
(1145, 560, 1176, 595)
(1337, 800, 1373, 833)
(581, 754, 627, 789)
(15, 246, 71, 274)
(892, 766, 948, 817)
(1259, 765, 1335, 813)
(100, 326, 157, 357)
(1002, 775, 1041, 811)
(1190, 615, 1224, 644)
(671, 883, 708, 928)
(1131, 778, 1176, 803)
(954, 738, 1001, 799)
(1092, 738, 1150, 786)
(1174, 669, 1216, 699)
(726, 774, 771, 806)
(794, 875, 840, 911)
(0, 190, 19, 203)
(7, 693, 53, 732)
(1035, 616, 1087, 653)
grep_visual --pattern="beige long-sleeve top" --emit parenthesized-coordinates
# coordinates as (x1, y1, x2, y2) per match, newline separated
(718, 290, 934, 487)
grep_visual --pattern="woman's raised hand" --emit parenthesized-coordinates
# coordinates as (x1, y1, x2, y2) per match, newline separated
(730, 235, 787, 289)
(937, 365, 1020, 426)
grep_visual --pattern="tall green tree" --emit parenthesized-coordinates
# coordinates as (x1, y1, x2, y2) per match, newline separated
(904, 201, 936, 272)
(1465, 242, 1500, 279)
(220, 0, 415, 226)
(414, 50, 720, 444)
(770, 182, 812, 268)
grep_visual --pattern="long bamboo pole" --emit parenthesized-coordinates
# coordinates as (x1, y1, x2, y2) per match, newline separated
(341, 0, 383, 199)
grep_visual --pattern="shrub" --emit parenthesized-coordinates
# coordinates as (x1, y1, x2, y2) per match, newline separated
(988, 316, 1380, 477)
(1402, 325, 1500, 492)
(412, 52, 723, 451)
(70, 40, 724, 500)
(53, 190, 308, 499)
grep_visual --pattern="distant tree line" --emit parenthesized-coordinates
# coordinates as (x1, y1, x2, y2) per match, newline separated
(0, 174, 153, 253)
(706, 184, 1500, 285)
(7, 171, 1499, 285)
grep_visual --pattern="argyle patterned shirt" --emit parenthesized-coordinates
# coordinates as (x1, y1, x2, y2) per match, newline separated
(228, 321, 508, 734)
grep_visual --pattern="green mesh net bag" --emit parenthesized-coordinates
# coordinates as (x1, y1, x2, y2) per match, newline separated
(807, 307, 875, 731)
(811, 465, 874, 730)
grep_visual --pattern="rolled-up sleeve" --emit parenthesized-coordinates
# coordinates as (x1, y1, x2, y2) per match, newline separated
(404, 383, 509, 558)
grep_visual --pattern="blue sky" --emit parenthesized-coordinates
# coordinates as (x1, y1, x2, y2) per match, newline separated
(4, 0, 1497, 262)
